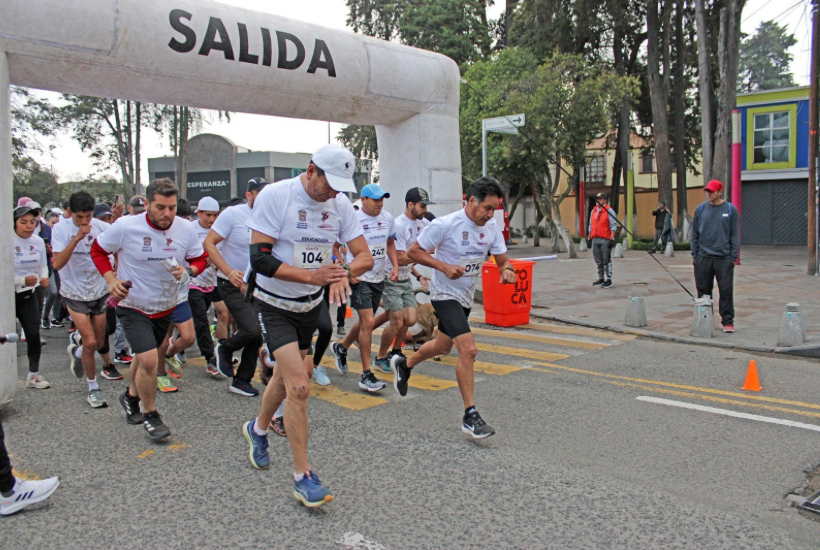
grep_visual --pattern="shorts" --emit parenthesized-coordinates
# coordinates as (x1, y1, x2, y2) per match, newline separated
(116, 306, 173, 355)
(431, 300, 472, 339)
(191, 286, 222, 303)
(350, 281, 385, 313)
(382, 279, 417, 312)
(254, 300, 321, 353)
(63, 295, 109, 317)
(171, 301, 193, 323)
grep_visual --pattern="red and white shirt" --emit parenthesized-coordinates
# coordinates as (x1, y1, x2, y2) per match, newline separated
(51, 217, 111, 301)
(13, 234, 48, 293)
(188, 218, 217, 291)
(91, 213, 207, 316)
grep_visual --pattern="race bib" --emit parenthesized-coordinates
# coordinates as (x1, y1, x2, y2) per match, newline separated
(370, 245, 386, 260)
(293, 244, 332, 269)
(459, 257, 484, 277)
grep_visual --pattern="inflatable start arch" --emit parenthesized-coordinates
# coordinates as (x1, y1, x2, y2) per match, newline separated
(0, 0, 463, 404)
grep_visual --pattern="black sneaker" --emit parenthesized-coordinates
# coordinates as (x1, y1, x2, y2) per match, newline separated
(358, 371, 386, 392)
(119, 390, 144, 424)
(40, 320, 50, 330)
(462, 410, 495, 439)
(331, 342, 348, 374)
(390, 354, 411, 396)
(216, 342, 234, 379)
(229, 379, 259, 397)
(143, 411, 171, 440)
(101, 364, 123, 380)
(387, 349, 405, 360)
(50, 319, 64, 328)
(592, 279, 604, 287)
(601, 279, 613, 289)
(114, 350, 133, 364)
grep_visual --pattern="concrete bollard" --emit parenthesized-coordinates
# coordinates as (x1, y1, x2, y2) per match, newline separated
(623, 239, 630, 251)
(613, 243, 624, 258)
(664, 242, 675, 257)
(624, 296, 647, 327)
(690, 296, 715, 338)
(578, 239, 587, 252)
(777, 303, 807, 347)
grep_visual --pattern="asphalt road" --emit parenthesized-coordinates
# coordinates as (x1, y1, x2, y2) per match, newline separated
(3, 317, 820, 549)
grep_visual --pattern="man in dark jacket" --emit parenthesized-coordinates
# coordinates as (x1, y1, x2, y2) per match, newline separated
(690, 180, 740, 333)
(650, 202, 669, 253)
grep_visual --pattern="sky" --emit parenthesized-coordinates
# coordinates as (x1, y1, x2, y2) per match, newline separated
(24, 0, 815, 183)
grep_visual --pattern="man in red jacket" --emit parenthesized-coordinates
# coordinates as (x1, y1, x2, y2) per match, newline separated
(588, 192, 617, 289)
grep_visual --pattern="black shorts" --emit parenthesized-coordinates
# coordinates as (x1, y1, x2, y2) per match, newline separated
(116, 306, 173, 355)
(254, 300, 321, 353)
(431, 300, 472, 339)
(63, 295, 109, 317)
(192, 286, 222, 303)
(350, 281, 385, 313)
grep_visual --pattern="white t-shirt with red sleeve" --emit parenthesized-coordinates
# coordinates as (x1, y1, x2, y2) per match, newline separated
(188, 218, 217, 291)
(51, 217, 111, 301)
(94, 213, 205, 316)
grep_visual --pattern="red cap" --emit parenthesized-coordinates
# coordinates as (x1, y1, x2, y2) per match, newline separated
(705, 180, 723, 193)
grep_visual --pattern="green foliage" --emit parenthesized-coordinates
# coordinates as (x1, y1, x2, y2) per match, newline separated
(12, 161, 58, 208)
(346, 0, 404, 40)
(337, 124, 379, 162)
(399, 0, 492, 66)
(511, 0, 609, 62)
(738, 20, 797, 93)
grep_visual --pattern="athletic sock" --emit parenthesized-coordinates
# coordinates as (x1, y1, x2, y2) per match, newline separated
(293, 472, 306, 482)
(27, 372, 37, 378)
(87, 378, 99, 391)
(465, 406, 477, 416)
(252, 419, 267, 437)
(274, 401, 286, 419)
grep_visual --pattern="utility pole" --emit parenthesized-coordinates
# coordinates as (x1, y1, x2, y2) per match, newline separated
(809, 0, 819, 275)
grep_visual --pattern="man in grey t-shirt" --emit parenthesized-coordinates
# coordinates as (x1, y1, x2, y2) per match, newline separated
(690, 179, 740, 333)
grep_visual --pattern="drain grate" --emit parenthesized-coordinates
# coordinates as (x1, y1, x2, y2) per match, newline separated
(798, 490, 820, 514)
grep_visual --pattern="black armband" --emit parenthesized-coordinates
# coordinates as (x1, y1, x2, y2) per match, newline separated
(250, 243, 283, 278)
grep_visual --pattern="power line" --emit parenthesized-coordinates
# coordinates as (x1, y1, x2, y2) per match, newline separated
(743, 0, 778, 23)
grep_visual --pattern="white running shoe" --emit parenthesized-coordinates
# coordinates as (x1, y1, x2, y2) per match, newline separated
(0, 476, 60, 516)
(26, 374, 51, 389)
(312, 366, 331, 386)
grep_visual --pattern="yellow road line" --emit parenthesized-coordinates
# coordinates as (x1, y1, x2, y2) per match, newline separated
(475, 343, 569, 362)
(434, 355, 523, 376)
(470, 316, 637, 341)
(533, 362, 820, 412)
(318, 357, 458, 391)
(470, 327, 609, 350)
(310, 383, 388, 410)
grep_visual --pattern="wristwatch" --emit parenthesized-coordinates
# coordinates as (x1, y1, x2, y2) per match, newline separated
(341, 264, 352, 278)
(186, 266, 195, 278)
(414, 273, 422, 281)
(503, 265, 515, 273)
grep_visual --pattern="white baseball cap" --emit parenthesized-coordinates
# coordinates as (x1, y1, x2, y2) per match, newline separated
(197, 196, 220, 212)
(311, 144, 357, 193)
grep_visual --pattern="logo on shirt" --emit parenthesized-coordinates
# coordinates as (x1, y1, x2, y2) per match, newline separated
(479, 233, 484, 239)
(321, 212, 329, 222)
(29, 245, 35, 252)
(14, 246, 21, 255)
(143, 236, 153, 252)
(462, 231, 469, 245)
(87, 235, 94, 243)
(297, 209, 308, 230)
(166, 238, 173, 246)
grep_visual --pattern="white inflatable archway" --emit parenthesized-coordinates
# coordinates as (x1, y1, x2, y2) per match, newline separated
(0, 0, 462, 405)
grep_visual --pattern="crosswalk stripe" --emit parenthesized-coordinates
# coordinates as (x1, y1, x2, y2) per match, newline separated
(318, 357, 458, 391)
(433, 355, 522, 375)
(469, 327, 610, 350)
(469, 317, 637, 341)
(473, 343, 569, 362)
(310, 384, 388, 410)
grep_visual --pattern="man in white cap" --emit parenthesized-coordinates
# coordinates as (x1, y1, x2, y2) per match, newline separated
(241, 144, 372, 507)
(187, 197, 230, 375)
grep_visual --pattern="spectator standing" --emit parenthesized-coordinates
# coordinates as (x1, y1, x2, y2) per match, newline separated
(650, 202, 670, 253)
(588, 193, 617, 289)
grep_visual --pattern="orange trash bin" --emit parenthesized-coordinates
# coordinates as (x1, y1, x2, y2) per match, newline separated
(481, 259, 535, 327)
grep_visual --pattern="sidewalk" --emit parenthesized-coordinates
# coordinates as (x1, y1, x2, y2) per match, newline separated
(478, 243, 820, 356)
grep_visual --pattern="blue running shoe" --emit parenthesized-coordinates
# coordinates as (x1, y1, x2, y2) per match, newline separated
(293, 471, 333, 508)
(242, 420, 270, 470)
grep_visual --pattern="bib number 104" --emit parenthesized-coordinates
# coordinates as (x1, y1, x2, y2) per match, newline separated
(293, 244, 331, 269)
(302, 251, 324, 264)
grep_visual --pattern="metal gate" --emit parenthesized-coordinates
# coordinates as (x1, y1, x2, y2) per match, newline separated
(741, 179, 807, 245)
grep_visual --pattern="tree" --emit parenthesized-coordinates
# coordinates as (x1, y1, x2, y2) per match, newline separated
(12, 161, 59, 208)
(646, 0, 675, 210)
(738, 20, 797, 92)
(346, 0, 404, 40)
(399, 0, 492, 66)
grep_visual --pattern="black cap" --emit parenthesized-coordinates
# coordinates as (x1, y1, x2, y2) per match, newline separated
(247, 177, 269, 193)
(594, 192, 608, 199)
(93, 202, 113, 219)
(405, 187, 435, 205)
(129, 195, 146, 212)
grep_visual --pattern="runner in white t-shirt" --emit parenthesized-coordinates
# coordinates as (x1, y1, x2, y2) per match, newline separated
(203, 178, 268, 392)
(332, 183, 398, 391)
(369, 187, 433, 371)
(391, 178, 516, 439)
(241, 144, 372, 508)
(51, 192, 118, 408)
(91, 178, 208, 441)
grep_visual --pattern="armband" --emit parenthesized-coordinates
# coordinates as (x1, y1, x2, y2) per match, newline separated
(414, 273, 422, 281)
(249, 243, 283, 278)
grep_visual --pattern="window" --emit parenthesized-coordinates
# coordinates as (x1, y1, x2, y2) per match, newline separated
(640, 153, 655, 173)
(585, 155, 605, 183)
(753, 111, 790, 164)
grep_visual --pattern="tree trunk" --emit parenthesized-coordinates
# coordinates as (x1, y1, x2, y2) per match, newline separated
(646, 0, 674, 208)
(554, 169, 578, 259)
(176, 107, 190, 197)
(673, 0, 690, 238)
(112, 99, 132, 189)
(507, 182, 527, 223)
(695, 0, 713, 184)
(135, 102, 142, 194)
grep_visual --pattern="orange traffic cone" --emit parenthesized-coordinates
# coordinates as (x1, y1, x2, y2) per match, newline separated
(345, 307, 353, 318)
(742, 360, 762, 392)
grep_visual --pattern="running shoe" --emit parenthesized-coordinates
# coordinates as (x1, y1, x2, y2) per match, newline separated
(601, 279, 613, 289)
(114, 350, 133, 364)
(723, 324, 735, 333)
(119, 390, 144, 424)
(336, 325, 346, 336)
(390, 354, 412, 397)
(269, 416, 287, 437)
(87, 389, 108, 408)
(143, 410, 171, 440)
(176, 350, 187, 363)
(229, 379, 259, 397)
(40, 319, 50, 330)
(215, 342, 234, 379)
(330, 342, 348, 374)
(26, 373, 51, 389)
(592, 279, 604, 287)
(101, 364, 123, 381)
(66, 343, 83, 378)
(50, 319, 65, 328)
(312, 365, 331, 386)
(206, 356, 220, 378)
(157, 375, 178, 393)
(372, 357, 392, 373)
(387, 349, 406, 360)
(165, 355, 183, 378)
(0, 476, 60, 516)
(462, 410, 495, 439)
(242, 420, 270, 469)
(70, 330, 82, 346)
(293, 471, 333, 508)
(358, 371, 386, 392)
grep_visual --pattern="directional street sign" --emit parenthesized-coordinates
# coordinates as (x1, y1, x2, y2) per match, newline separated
(483, 114, 526, 132)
